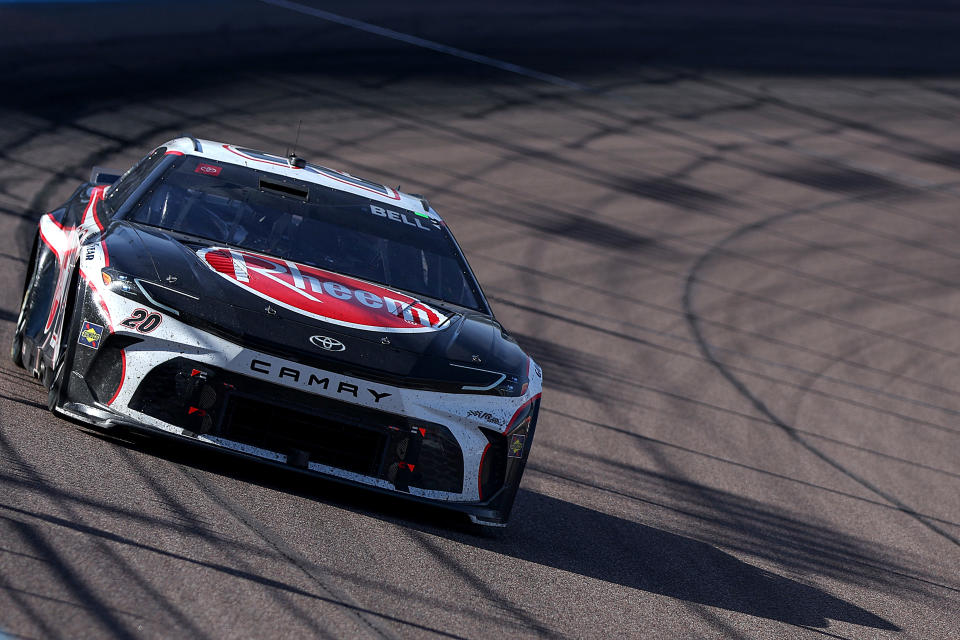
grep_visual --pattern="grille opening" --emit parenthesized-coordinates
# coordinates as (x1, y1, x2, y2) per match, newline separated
(478, 427, 507, 500)
(416, 430, 464, 493)
(225, 395, 387, 476)
(131, 358, 464, 493)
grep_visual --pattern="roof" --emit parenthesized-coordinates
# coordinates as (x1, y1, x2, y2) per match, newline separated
(162, 137, 441, 221)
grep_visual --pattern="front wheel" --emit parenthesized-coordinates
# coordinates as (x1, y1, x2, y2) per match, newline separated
(10, 312, 25, 367)
(10, 236, 41, 368)
(47, 268, 85, 413)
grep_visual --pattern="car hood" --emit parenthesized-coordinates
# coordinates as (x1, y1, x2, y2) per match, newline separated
(101, 223, 529, 384)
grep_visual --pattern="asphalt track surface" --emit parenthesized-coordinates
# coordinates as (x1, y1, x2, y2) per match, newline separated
(1, 1, 960, 638)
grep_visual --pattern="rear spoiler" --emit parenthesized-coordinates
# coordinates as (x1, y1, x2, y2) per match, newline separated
(90, 166, 122, 186)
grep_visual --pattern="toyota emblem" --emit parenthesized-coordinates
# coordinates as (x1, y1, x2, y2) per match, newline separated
(310, 335, 346, 351)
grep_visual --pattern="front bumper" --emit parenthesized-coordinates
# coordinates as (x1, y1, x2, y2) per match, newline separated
(63, 286, 541, 525)
(57, 398, 526, 526)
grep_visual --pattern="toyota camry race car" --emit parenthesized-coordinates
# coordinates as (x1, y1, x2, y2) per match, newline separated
(11, 136, 542, 528)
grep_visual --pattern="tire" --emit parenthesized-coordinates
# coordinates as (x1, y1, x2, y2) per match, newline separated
(47, 267, 84, 412)
(10, 313, 25, 367)
(10, 236, 40, 368)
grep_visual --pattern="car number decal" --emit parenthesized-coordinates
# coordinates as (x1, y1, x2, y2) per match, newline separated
(120, 308, 163, 333)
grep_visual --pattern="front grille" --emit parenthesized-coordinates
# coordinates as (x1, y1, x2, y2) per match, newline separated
(129, 357, 463, 493)
(417, 430, 465, 492)
(224, 395, 389, 477)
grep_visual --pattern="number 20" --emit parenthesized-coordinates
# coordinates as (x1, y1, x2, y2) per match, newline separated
(121, 308, 162, 333)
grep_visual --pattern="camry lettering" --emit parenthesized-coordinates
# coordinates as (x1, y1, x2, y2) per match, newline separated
(249, 359, 391, 403)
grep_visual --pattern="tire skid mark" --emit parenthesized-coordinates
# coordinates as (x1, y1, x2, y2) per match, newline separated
(543, 406, 960, 507)
(682, 207, 960, 549)
(0, 519, 149, 639)
(0, 463, 281, 556)
(547, 403, 960, 480)
(527, 465, 960, 597)
(778, 331, 882, 454)
(212, 72, 960, 328)
(176, 465, 465, 640)
(259, 75, 960, 328)
(528, 87, 960, 272)
(0, 583, 146, 621)
(551, 440, 960, 533)
(0, 562, 60, 640)
(680, 71, 960, 173)
(109, 447, 339, 639)
(508, 281, 914, 629)
(0, 502, 404, 638)
(493, 293, 960, 438)
(403, 530, 562, 639)
(480, 253, 960, 408)
(302, 566, 557, 633)
(0, 432, 209, 639)
(486, 216, 960, 363)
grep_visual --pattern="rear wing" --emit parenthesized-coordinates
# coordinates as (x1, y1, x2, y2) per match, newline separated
(90, 166, 122, 186)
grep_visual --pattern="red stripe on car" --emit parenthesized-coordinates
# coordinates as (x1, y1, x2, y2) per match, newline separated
(107, 350, 126, 406)
(477, 443, 491, 500)
(504, 393, 542, 434)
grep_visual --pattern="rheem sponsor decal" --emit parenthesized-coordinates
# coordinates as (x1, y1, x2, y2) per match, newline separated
(197, 247, 450, 332)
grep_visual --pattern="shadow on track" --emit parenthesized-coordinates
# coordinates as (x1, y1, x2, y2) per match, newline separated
(490, 490, 899, 632)
(37, 424, 904, 633)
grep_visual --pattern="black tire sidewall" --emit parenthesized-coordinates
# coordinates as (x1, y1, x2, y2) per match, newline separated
(47, 268, 85, 411)
(9, 235, 41, 367)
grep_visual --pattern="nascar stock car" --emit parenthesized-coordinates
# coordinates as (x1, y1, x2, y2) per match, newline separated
(11, 136, 542, 528)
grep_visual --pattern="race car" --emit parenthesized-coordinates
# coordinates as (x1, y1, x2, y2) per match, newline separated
(10, 136, 542, 528)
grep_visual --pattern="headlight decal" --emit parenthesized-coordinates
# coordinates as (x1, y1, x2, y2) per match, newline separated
(101, 267, 197, 316)
(504, 392, 542, 434)
(451, 363, 528, 396)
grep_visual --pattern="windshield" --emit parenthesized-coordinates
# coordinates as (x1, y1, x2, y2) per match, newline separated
(123, 155, 484, 311)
